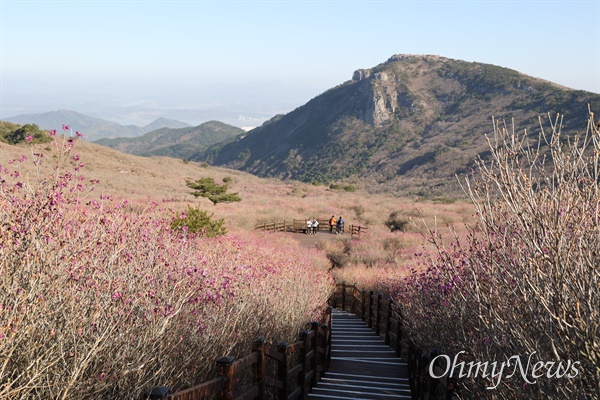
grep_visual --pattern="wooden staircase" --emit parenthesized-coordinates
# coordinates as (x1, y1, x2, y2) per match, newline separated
(308, 309, 411, 399)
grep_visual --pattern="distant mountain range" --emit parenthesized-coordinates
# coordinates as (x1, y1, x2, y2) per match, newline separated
(198, 54, 600, 196)
(94, 121, 244, 159)
(7, 54, 600, 198)
(4, 110, 191, 141)
(2, 80, 314, 128)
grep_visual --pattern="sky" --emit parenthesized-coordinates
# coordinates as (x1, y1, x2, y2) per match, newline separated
(1, 0, 599, 124)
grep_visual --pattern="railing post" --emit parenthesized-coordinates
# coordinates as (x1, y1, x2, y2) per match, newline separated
(254, 338, 266, 400)
(423, 352, 432, 399)
(341, 281, 346, 311)
(385, 298, 393, 345)
(419, 351, 429, 400)
(277, 342, 289, 400)
(361, 290, 367, 321)
(325, 306, 332, 369)
(313, 324, 329, 378)
(412, 347, 420, 399)
(351, 285, 357, 315)
(299, 330, 309, 399)
(376, 294, 382, 336)
(332, 284, 338, 309)
(408, 344, 420, 399)
(217, 356, 235, 400)
(395, 305, 402, 357)
(310, 322, 319, 388)
(368, 290, 374, 328)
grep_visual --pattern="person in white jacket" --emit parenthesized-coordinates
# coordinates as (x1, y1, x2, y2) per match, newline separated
(306, 218, 312, 234)
(312, 218, 319, 235)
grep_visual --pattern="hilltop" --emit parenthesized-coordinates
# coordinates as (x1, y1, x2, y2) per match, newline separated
(201, 54, 600, 197)
(94, 120, 244, 159)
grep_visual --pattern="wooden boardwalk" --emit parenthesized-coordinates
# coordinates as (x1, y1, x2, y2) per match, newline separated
(147, 283, 461, 400)
(308, 309, 411, 399)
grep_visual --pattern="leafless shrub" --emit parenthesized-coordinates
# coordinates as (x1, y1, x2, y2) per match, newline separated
(393, 110, 600, 398)
(385, 211, 410, 232)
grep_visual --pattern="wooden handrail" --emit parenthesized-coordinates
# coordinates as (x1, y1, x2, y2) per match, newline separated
(254, 219, 367, 236)
(330, 282, 460, 400)
(148, 308, 333, 400)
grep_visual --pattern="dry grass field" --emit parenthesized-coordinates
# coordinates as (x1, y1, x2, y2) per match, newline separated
(4, 119, 598, 398)
(1, 136, 477, 287)
(0, 133, 478, 397)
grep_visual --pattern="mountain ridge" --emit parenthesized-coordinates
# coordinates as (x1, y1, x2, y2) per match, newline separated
(94, 120, 244, 159)
(200, 54, 600, 196)
(6, 54, 600, 198)
(4, 109, 191, 141)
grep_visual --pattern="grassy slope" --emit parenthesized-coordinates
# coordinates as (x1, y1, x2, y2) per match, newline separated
(0, 137, 475, 251)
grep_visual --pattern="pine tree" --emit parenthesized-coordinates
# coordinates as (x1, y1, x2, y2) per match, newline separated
(185, 177, 241, 205)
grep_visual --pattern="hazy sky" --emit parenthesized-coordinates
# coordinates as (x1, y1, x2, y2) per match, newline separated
(1, 0, 599, 119)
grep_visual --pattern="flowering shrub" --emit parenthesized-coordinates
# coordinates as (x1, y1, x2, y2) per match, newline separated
(0, 134, 332, 399)
(392, 112, 600, 398)
(320, 226, 424, 292)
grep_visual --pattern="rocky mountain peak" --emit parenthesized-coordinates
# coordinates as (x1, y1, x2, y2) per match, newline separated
(353, 62, 418, 126)
(202, 54, 600, 197)
(352, 69, 372, 81)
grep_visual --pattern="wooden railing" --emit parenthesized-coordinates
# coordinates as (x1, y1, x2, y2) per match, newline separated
(330, 282, 460, 400)
(254, 219, 367, 236)
(349, 224, 366, 236)
(147, 309, 332, 400)
(254, 220, 293, 233)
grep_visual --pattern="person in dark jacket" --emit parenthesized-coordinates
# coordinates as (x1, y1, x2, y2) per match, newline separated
(336, 216, 344, 234)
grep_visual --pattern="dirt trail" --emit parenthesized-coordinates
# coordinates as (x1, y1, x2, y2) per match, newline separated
(284, 230, 347, 248)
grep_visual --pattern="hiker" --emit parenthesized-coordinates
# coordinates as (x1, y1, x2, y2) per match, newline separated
(306, 218, 312, 234)
(329, 215, 336, 233)
(312, 218, 319, 235)
(336, 216, 344, 234)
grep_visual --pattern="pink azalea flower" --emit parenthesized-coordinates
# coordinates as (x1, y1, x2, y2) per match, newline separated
(25, 135, 33, 143)
(49, 129, 57, 136)
(62, 124, 70, 131)
(75, 131, 83, 137)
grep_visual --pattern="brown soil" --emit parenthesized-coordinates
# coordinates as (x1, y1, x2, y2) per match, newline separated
(285, 230, 347, 248)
